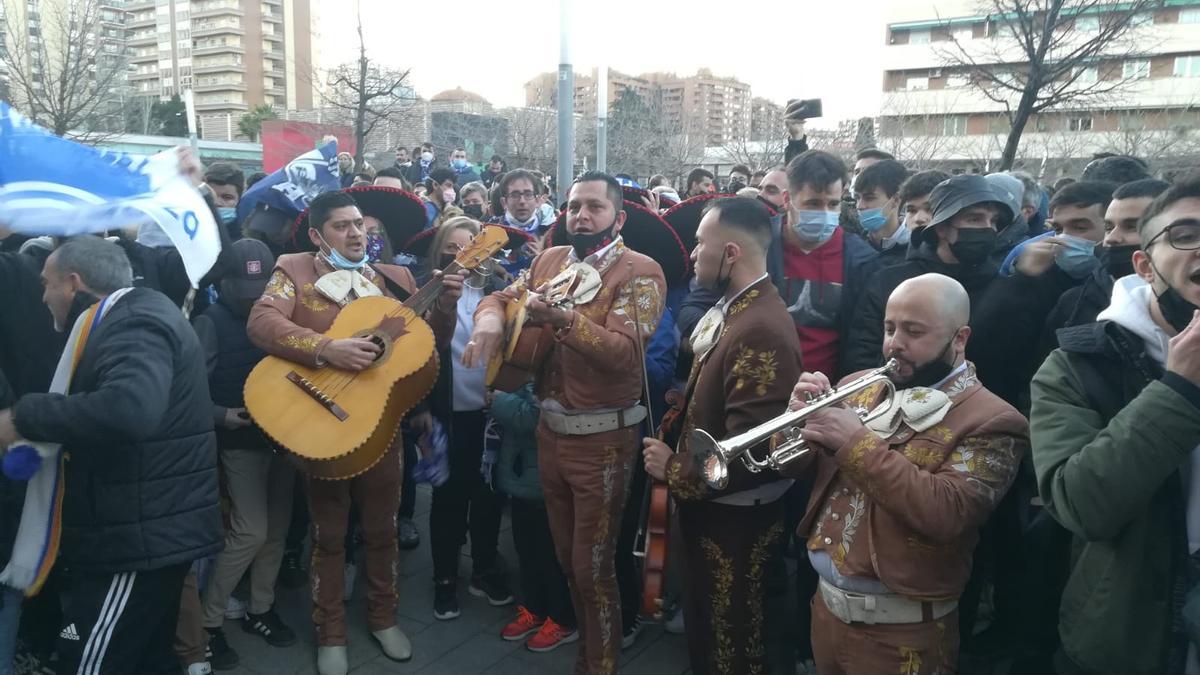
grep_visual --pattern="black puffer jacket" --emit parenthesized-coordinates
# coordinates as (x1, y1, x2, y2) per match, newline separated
(12, 288, 222, 573)
(0, 369, 22, 568)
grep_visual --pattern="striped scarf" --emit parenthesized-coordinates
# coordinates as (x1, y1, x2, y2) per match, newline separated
(0, 288, 130, 595)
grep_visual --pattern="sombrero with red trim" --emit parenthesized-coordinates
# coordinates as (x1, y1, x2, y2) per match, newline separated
(289, 185, 427, 254)
(400, 223, 535, 259)
(661, 192, 737, 253)
(546, 199, 691, 287)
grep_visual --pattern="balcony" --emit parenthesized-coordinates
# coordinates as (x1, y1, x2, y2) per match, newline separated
(193, 62, 243, 74)
(195, 100, 249, 112)
(265, 85, 285, 97)
(264, 47, 284, 60)
(124, 0, 154, 8)
(129, 71, 159, 82)
(262, 11, 283, 23)
(192, 44, 245, 56)
(193, 24, 244, 38)
(130, 51, 158, 63)
(127, 14, 156, 29)
(262, 31, 283, 42)
(128, 33, 156, 46)
(196, 81, 247, 93)
(193, 6, 244, 20)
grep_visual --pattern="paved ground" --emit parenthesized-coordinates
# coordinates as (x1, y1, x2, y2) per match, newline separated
(219, 484, 1012, 675)
(217, 483, 692, 675)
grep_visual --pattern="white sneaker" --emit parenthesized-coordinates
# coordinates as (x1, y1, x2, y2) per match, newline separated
(186, 663, 213, 675)
(664, 607, 685, 635)
(343, 563, 357, 603)
(317, 645, 348, 675)
(223, 596, 247, 620)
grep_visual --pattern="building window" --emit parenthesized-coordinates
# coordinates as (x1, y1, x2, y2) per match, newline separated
(1180, 8, 1200, 24)
(1176, 55, 1200, 77)
(1123, 59, 1151, 79)
(1068, 116, 1093, 132)
(1130, 12, 1154, 27)
(909, 29, 931, 44)
(952, 27, 973, 42)
(942, 116, 967, 136)
(1075, 66, 1098, 84)
(906, 76, 929, 90)
(947, 73, 971, 88)
(1075, 15, 1100, 32)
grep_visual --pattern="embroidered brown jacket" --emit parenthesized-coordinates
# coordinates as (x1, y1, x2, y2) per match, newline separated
(247, 253, 455, 365)
(475, 241, 666, 413)
(664, 277, 803, 501)
(796, 364, 1028, 600)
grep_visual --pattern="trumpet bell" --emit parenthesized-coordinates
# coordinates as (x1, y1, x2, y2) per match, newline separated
(689, 428, 729, 490)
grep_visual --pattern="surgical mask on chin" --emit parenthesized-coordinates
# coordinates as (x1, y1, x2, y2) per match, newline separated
(858, 207, 887, 234)
(791, 210, 839, 244)
(896, 334, 957, 389)
(570, 218, 617, 259)
(315, 230, 368, 271)
(1055, 234, 1100, 279)
(217, 206, 237, 226)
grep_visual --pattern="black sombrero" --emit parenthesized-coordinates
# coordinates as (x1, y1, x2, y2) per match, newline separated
(400, 223, 535, 259)
(546, 199, 691, 287)
(662, 193, 737, 253)
(290, 185, 427, 254)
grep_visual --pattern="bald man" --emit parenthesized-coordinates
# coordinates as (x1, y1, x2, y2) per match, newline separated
(785, 273, 1029, 675)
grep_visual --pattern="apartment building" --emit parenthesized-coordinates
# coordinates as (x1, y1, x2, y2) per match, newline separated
(879, 0, 1200, 173)
(127, 0, 319, 140)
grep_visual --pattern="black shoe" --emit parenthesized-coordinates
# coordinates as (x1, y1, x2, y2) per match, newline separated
(433, 580, 460, 620)
(242, 608, 297, 648)
(204, 628, 240, 671)
(397, 517, 420, 550)
(622, 615, 643, 650)
(278, 550, 306, 590)
(469, 570, 515, 606)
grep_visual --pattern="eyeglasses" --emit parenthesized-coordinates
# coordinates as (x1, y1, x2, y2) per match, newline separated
(505, 190, 537, 201)
(1146, 222, 1200, 251)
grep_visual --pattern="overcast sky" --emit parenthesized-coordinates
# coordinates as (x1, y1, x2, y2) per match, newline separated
(316, 0, 905, 128)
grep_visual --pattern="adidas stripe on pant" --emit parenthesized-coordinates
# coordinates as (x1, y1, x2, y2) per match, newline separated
(56, 562, 189, 675)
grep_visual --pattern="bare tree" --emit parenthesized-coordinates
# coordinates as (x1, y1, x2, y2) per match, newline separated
(1, 0, 129, 137)
(938, 0, 1158, 170)
(717, 134, 789, 172)
(500, 106, 557, 172)
(315, 4, 415, 170)
(876, 92, 978, 168)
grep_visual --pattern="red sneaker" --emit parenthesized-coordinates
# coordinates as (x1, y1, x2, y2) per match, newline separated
(526, 618, 580, 652)
(501, 605, 544, 641)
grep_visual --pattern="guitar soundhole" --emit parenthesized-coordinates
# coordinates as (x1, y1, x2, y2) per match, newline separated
(367, 335, 387, 361)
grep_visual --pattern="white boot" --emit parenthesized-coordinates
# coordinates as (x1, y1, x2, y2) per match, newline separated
(371, 625, 412, 662)
(316, 645, 349, 675)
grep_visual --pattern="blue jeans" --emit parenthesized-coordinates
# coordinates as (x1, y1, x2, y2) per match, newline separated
(0, 585, 21, 675)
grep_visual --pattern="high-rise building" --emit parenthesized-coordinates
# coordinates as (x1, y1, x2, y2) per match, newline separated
(751, 97, 783, 142)
(524, 68, 759, 147)
(127, 0, 320, 141)
(878, 0, 1200, 173)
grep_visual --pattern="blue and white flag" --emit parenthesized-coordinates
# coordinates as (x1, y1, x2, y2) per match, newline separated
(0, 101, 221, 286)
(236, 141, 340, 225)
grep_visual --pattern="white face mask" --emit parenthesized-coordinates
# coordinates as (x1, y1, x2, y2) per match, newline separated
(421, 151, 434, 163)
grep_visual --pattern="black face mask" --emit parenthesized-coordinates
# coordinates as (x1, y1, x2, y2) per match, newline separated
(895, 334, 957, 389)
(439, 253, 457, 271)
(1156, 284, 1199, 333)
(462, 204, 484, 219)
(948, 228, 996, 267)
(728, 180, 747, 194)
(702, 249, 733, 295)
(570, 218, 617, 259)
(62, 290, 102, 332)
(1098, 244, 1138, 279)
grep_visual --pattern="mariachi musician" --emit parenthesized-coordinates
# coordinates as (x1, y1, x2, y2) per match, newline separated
(642, 197, 803, 675)
(464, 171, 666, 675)
(246, 187, 461, 675)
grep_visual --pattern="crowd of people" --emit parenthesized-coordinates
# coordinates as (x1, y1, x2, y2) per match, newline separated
(1, 98, 1199, 675)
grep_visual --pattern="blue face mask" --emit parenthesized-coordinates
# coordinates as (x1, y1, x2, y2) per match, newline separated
(217, 206, 237, 226)
(792, 210, 840, 244)
(451, 158, 469, 171)
(316, 231, 368, 271)
(1055, 234, 1100, 278)
(858, 207, 887, 233)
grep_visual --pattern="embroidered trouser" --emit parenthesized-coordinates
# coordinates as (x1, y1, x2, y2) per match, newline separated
(811, 590, 959, 675)
(307, 443, 403, 646)
(537, 422, 637, 675)
(677, 497, 785, 675)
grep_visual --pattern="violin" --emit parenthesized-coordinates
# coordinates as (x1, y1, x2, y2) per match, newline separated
(638, 392, 682, 620)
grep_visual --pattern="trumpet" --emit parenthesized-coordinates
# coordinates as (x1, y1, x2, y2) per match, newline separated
(691, 359, 899, 490)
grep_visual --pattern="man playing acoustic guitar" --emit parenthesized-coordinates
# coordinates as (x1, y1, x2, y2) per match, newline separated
(247, 190, 462, 675)
(464, 171, 666, 674)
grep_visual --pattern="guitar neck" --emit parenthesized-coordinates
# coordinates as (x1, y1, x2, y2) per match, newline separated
(403, 262, 465, 315)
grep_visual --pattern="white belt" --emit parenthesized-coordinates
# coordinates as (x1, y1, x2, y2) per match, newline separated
(818, 577, 956, 625)
(541, 405, 647, 436)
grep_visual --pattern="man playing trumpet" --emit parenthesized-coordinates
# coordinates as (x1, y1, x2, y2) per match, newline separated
(788, 273, 1027, 674)
(642, 197, 803, 675)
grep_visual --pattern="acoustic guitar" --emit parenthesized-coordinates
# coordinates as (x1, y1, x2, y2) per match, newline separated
(245, 226, 509, 480)
(485, 263, 600, 392)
